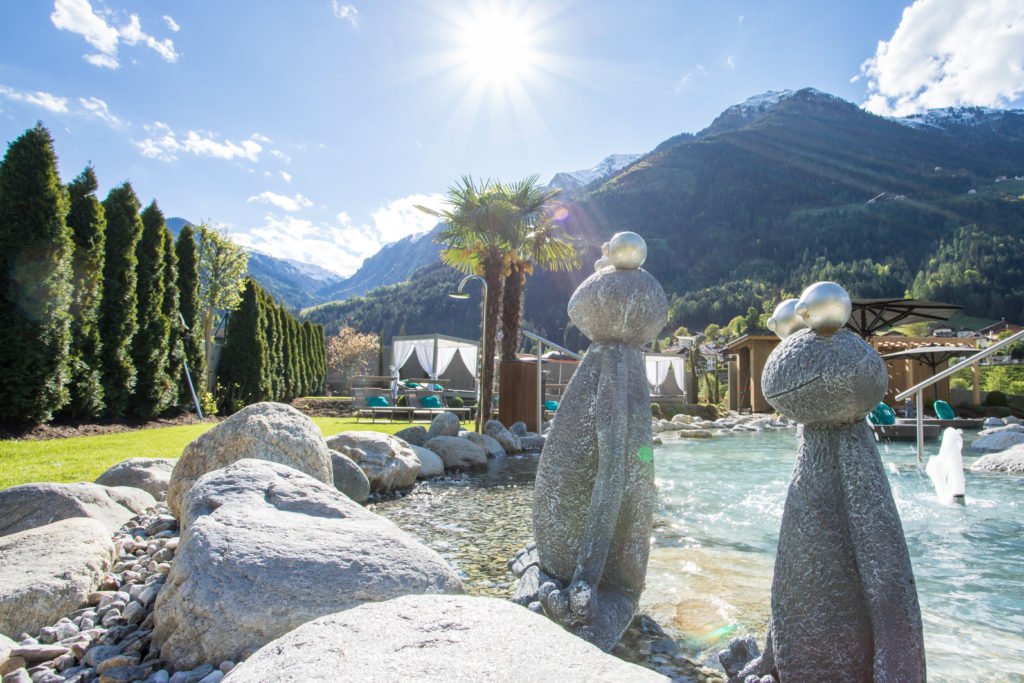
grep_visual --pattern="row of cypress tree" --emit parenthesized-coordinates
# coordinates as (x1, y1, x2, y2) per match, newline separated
(0, 123, 205, 424)
(218, 278, 326, 410)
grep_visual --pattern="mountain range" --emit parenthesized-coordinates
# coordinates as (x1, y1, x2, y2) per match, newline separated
(297, 88, 1024, 347)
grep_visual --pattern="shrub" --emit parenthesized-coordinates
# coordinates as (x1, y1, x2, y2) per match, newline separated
(650, 402, 663, 419)
(447, 395, 465, 408)
(986, 391, 1008, 407)
(396, 394, 408, 407)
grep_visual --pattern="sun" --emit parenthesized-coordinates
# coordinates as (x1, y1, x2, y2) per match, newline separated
(452, 3, 541, 91)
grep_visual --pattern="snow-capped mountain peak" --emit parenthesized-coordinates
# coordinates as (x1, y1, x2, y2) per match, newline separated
(547, 153, 641, 193)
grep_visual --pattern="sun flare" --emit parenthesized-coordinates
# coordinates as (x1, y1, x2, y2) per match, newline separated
(453, 4, 541, 90)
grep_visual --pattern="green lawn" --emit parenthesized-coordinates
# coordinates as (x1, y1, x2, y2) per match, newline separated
(0, 416, 452, 490)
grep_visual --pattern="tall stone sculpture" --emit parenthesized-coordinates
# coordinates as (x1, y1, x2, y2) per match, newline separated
(511, 232, 668, 651)
(731, 281, 926, 682)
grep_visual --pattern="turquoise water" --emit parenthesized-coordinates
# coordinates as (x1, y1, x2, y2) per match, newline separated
(648, 430, 1024, 682)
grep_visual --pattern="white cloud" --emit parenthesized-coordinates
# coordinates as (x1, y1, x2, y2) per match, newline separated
(234, 193, 446, 277)
(270, 149, 292, 164)
(78, 96, 122, 126)
(164, 15, 180, 33)
(50, 0, 179, 68)
(675, 64, 708, 93)
(0, 85, 69, 113)
(247, 191, 314, 212)
(136, 122, 267, 162)
(860, 0, 1024, 116)
(84, 53, 119, 69)
(725, 55, 736, 70)
(332, 1, 358, 25)
(279, 171, 293, 183)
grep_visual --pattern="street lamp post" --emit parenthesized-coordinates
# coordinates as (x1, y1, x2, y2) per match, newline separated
(449, 274, 488, 433)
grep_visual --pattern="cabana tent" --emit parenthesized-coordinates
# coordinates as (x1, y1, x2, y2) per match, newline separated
(645, 353, 688, 399)
(391, 334, 479, 393)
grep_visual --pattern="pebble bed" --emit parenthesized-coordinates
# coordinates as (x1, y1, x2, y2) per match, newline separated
(370, 458, 726, 683)
(2, 505, 231, 683)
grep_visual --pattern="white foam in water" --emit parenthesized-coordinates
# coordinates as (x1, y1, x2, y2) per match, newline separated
(926, 427, 966, 504)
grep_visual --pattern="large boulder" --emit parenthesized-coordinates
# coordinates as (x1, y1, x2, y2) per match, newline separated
(95, 458, 177, 499)
(223, 595, 666, 682)
(167, 402, 333, 519)
(423, 436, 487, 470)
(393, 426, 428, 447)
(328, 450, 370, 503)
(0, 518, 114, 638)
(969, 424, 1024, 453)
(325, 432, 419, 492)
(154, 460, 462, 670)
(408, 445, 444, 479)
(427, 412, 461, 439)
(484, 420, 522, 453)
(463, 431, 505, 458)
(970, 444, 1024, 473)
(0, 483, 155, 537)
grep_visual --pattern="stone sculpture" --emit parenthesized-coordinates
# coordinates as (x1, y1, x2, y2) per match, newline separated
(511, 232, 668, 651)
(732, 281, 926, 682)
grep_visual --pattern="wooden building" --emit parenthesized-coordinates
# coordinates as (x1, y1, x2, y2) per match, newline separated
(726, 335, 780, 413)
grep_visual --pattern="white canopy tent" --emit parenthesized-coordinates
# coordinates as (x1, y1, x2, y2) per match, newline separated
(391, 334, 480, 391)
(645, 353, 687, 398)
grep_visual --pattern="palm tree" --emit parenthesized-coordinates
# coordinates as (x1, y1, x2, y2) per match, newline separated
(417, 177, 516, 426)
(498, 175, 579, 360)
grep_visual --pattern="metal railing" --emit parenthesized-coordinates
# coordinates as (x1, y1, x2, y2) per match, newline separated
(523, 331, 582, 432)
(894, 328, 1024, 461)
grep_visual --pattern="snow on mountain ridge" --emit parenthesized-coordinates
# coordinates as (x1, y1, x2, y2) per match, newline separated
(548, 153, 641, 190)
(890, 106, 1020, 130)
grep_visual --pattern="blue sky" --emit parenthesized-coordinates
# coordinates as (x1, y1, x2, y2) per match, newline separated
(1, 1, 1022, 276)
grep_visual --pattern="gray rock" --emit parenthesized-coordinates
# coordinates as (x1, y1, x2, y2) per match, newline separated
(754, 326, 925, 681)
(969, 424, 1024, 453)
(527, 262, 668, 652)
(9, 644, 68, 663)
(970, 444, 1024, 473)
(518, 434, 546, 451)
(0, 634, 15, 666)
(719, 636, 760, 678)
(153, 459, 462, 670)
(393, 426, 427, 447)
(982, 416, 1004, 428)
(144, 670, 170, 683)
(1004, 415, 1023, 425)
(168, 665, 213, 683)
(407, 445, 444, 479)
(95, 459, 177, 500)
(98, 664, 153, 683)
(463, 432, 505, 458)
(167, 402, 333, 520)
(325, 431, 419, 493)
(509, 421, 528, 437)
(484, 420, 521, 454)
(327, 450, 370, 504)
(2, 668, 30, 683)
(427, 412, 461, 439)
(677, 429, 712, 439)
(198, 672, 223, 683)
(423, 436, 487, 470)
(224, 595, 665, 682)
(0, 483, 154, 537)
(0, 518, 113, 639)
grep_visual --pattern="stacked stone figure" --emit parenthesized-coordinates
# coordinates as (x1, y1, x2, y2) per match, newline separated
(511, 232, 668, 652)
(730, 282, 926, 682)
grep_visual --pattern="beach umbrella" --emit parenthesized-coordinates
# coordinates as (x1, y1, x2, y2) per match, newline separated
(881, 345, 977, 402)
(846, 298, 962, 338)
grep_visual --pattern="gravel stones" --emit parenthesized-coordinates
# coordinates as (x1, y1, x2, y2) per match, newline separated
(427, 412, 461, 439)
(0, 518, 114, 638)
(167, 402, 333, 520)
(423, 436, 487, 470)
(0, 483, 155, 537)
(327, 450, 371, 503)
(95, 459, 178, 500)
(153, 459, 462, 670)
(326, 431, 419, 492)
(225, 595, 667, 682)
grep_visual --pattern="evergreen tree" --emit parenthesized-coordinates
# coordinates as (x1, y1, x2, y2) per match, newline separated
(218, 278, 267, 409)
(131, 201, 172, 417)
(64, 165, 106, 419)
(99, 182, 144, 417)
(314, 324, 327, 395)
(298, 321, 313, 397)
(284, 316, 300, 399)
(271, 304, 286, 400)
(175, 224, 206, 405)
(0, 124, 73, 423)
(162, 225, 184, 410)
